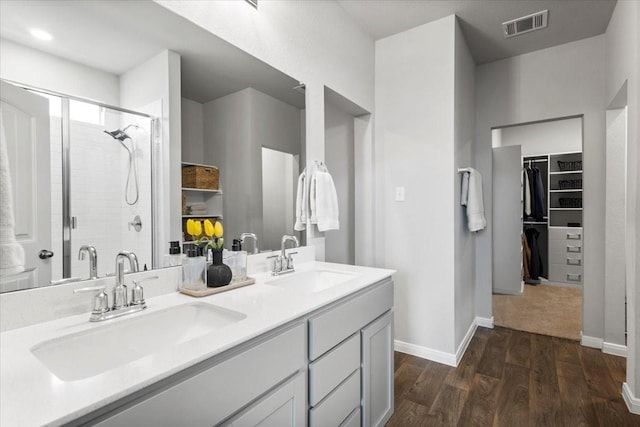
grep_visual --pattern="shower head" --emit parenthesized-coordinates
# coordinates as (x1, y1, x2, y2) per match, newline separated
(104, 129, 131, 142)
(103, 124, 139, 142)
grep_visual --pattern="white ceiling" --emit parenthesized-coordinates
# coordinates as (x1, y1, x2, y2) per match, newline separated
(0, 0, 305, 108)
(337, 0, 617, 64)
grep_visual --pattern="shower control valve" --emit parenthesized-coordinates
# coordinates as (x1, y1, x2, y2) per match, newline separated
(128, 215, 142, 232)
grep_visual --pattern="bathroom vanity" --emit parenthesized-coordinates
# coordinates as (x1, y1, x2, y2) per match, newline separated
(0, 262, 394, 427)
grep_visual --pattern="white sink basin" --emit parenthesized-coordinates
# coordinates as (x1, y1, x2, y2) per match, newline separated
(266, 270, 358, 293)
(31, 302, 246, 381)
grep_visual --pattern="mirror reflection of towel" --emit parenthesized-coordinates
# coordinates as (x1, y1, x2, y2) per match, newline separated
(461, 168, 486, 232)
(0, 121, 25, 277)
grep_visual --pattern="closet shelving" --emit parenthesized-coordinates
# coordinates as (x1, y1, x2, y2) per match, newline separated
(523, 151, 583, 285)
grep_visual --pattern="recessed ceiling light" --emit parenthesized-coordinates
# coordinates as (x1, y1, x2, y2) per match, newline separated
(29, 28, 53, 41)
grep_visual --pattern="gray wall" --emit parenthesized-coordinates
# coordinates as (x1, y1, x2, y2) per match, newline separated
(453, 19, 477, 348)
(475, 35, 607, 340)
(324, 102, 355, 265)
(181, 98, 204, 163)
(202, 88, 302, 248)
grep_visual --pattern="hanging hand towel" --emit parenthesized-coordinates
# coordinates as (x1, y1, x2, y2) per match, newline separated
(460, 171, 470, 206)
(294, 170, 307, 231)
(314, 171, 339, 232)
(0, 121, 25, 277)
(465, 168, 486, 232)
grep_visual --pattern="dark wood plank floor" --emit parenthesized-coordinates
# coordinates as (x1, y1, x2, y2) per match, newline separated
(387, 326, 640, 427)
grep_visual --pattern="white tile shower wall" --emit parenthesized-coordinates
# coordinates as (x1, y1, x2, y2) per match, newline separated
(119, 122, 153, 271)
(68, 117, 152, 279)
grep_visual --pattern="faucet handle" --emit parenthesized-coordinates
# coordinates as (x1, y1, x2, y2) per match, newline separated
(286, 252, 298, 269)
(130, 276, 158, 306)
(74, 285, 109, 314)
(266, 254, 282, 273)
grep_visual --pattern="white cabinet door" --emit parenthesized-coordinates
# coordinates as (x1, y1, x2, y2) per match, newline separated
(0, 81, 51, 288)
(361, 310, 393, 427)
(225, 373, 306, 427)
(492, 145, 523, 294)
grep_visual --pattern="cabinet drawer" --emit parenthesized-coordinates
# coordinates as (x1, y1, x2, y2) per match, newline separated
(549, 227, 583, 241)
(549, 239, 582, 262)
(309, 280, 393, 360)
(310, 369, 360, 427)
(341, 407, 361, 427)
(309, 333, 360, 406)
(549, 264, 583, 284)
(97, 324, 305, 427)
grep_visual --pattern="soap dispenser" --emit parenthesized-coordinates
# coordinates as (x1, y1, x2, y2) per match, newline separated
(163, 241, 185, 267)
(225, 239, 247, 284)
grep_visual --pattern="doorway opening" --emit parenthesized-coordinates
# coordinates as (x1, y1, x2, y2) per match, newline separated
(491, 116, 584, 340)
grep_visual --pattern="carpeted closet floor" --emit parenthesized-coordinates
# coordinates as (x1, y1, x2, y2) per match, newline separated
(493, 284, 582, 341)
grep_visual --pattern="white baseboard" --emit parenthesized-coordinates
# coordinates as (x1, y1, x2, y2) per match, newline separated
(454, 318, 479, 365)
(602, 341, 627, 357)
(476, 316, 494, 329)
(580, 333, 603, 349)
(394, 340, 457, 367)
(623, 383, 640, 414)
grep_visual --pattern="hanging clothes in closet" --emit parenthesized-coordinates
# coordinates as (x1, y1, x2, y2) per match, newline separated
(523, 162, 545, 222)
(524, 227, 544, 282)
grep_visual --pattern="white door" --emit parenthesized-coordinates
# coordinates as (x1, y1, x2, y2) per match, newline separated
(492, 145, 523, 295)
(0, 81, 51, 288)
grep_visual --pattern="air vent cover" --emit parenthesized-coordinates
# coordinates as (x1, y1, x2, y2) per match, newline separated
(503, 10, 548, 38)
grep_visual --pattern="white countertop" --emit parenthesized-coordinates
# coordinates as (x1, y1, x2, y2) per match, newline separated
(0, 261, 394, 427)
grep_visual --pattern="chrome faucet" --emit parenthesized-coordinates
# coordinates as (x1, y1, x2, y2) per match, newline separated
(78, 245, 98, 279)
(240, 232, 259, 254)
(268, 235, 299, 276)
(116, 250, 139, 274)
(73, 272, 158, 322)
(113, 251, 139, 310)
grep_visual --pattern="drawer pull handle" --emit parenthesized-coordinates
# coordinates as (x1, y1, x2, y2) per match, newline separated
(567, 233, 581, 240)
(567, 259, 581, 266)
(567, 246, 581, 253)
(567, 273, 581, 282)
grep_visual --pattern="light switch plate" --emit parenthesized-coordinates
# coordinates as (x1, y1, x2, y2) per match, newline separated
(395, 186, 405, 202)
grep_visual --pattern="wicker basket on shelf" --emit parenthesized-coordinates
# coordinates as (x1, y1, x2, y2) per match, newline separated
(182, 165, 219, 190)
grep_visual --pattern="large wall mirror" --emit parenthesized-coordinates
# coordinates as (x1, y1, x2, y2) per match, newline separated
(0, 0, 305, 293)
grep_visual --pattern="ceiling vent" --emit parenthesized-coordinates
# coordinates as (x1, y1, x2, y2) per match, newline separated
(502, 10, 548, 38)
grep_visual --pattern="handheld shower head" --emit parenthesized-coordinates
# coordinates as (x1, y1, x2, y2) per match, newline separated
(103, 129, 131, 142)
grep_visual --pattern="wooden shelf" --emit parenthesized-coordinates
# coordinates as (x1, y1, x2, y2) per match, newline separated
(549, 208, 583, 211)
(182, 214, 223, 218)
(182, 187, 222, 194)
(550, 189, 582, 193)
(182, 161, 219, 169)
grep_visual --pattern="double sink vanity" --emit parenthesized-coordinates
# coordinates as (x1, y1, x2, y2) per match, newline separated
(0, 258, 395, 427)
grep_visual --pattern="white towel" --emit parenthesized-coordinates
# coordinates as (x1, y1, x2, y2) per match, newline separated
(314, 171, 339, 232)
(460, 171, 470, 206)
(0, 121, 25, 277)
(464, 168, 486, 232)
(294, 170, 307, 231)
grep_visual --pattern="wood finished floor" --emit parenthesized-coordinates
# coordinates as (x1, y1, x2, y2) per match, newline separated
(386, 326, 640, 427)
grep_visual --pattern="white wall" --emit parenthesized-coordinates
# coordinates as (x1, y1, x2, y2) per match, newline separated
(604, 0, 640, 406)
(475, 36, 607, 342)
(181, 98, 204, 163)
(605, 108, 627, 348)
(324, 102, 355, 265)
(453, 19, 476, 349)
(494, 117, 582, 156)
(376, 15, 457, 359)
(155, 0, 375, 260)
(120, 50, 182, 265)
(0, 39, 120, 106)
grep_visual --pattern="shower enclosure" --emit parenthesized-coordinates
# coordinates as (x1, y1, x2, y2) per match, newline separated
(34, 88, 154, 286)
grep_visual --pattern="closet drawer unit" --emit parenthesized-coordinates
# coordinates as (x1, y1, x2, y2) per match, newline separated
(549, 263, 583, 284)
(309, 369, 360, 427)
(549, 227, 583, 242)
(308, 280, 393, 360)
(309, 333, 360, 406)
(549, 238, 583, 261)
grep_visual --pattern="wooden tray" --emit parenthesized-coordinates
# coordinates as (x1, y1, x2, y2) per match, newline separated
(179, 277, 256, 297)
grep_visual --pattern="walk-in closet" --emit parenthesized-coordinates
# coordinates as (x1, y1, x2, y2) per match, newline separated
(491, 116, 584, 340)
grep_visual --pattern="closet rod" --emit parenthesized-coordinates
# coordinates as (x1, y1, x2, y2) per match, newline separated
(524, 159, 548, 164)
